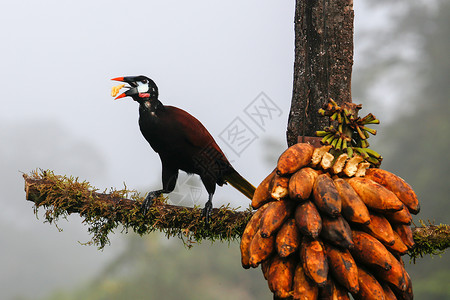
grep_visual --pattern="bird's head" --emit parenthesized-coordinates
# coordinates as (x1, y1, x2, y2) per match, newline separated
(111, 75, 158, 101)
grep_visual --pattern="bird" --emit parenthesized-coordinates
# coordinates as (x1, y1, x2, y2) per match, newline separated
(111, 75, 255, 223)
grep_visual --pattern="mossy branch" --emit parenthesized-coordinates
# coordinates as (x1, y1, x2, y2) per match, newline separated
(408, 222, 450, 262)
(24, 170, 252, 249)
(24, 170, 449, 260)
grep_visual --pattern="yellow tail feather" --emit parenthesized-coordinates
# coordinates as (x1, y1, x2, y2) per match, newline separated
(224, 170, 256, 200)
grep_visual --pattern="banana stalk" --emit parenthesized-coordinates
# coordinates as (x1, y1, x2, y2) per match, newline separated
(363, 127, 377, 135)
(336, 137, 343, 150)
(364, 148, 382, 159)
(356, 126, 366, 140)
(316, 131, 330, 137)
(322, 133, 334, 144)
(346, 147, 354, 157)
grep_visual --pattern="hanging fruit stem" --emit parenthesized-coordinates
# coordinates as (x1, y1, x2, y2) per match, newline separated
(316, 99, 383, 167)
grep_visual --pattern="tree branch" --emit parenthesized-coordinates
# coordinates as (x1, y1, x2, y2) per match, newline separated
(24, 170, 251, 249)
(408, 223, 450, 262)
(24, 170, 449, 260)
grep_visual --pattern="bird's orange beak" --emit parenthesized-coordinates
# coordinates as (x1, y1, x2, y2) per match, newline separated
(111, 77, 131, 100)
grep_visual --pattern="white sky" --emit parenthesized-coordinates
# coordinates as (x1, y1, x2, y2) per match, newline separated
(0, 0, 295, 193)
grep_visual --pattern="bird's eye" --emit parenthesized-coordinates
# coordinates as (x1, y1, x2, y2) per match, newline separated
(142, 79, 148, 84)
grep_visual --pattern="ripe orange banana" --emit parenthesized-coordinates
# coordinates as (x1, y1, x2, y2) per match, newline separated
(292, 263, 319, 300)
(385, 205, 412, 225)
(334, 178, 371, 225)
(393, 224, 415, 250)
(313, 174, 342, 217)
(325, 244, 359, 294)
(350, 230, 392, 271)
(393, 267, 413, 300)
(388, 255, 413, 299)
(261, 257, 273, 280)
(311, 145, 332, 167)
(332, 282, 351, 300)
(260, 200, 295, 238)
(267, 255, 296, 299)
(276, 218, 301, 257)
(381, 282, 397, 300)
(289, 167, 320, 200)
(320, 152, 335, 170)
(355, 266, 386, 300)
(295, 200, 322, 239)
(362, 212, 395, 245)
(249, 228, 275, 267)
(252, 169, 276, 209)
(365, 168, 420, 214)
(319, 276, 351, 300)
(384, 258, 413, 299)
(384, 230, 409, 255)
(277, 143, 315, 175)
(300, 237, 329, 287)
(343, 155, 365, 177)
(347, 177, 403, 212)
(271, 173, 290, 200)
(321, 215, 354, 249)
(375, 251, 408, 292)
(332, 153, 350, 175)
(240, 202, 270, 268)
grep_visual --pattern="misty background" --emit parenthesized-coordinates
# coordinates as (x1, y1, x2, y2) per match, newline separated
(1, 0, 448, 299)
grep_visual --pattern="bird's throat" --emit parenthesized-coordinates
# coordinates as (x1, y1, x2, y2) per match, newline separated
(139, 99, 165, 121)
(140, 99, 163, 112)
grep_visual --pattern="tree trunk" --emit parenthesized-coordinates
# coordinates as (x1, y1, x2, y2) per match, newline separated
(287, 0, 354, 146)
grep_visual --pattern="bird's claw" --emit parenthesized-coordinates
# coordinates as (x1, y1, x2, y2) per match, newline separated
(202, 201, 213, 225)
(141, 191, 161, 215)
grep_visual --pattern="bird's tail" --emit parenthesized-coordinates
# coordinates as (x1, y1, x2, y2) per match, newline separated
(224, 169, 256, 200)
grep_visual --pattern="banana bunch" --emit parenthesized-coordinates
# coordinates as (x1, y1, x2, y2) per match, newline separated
(316, 99, 383, 167)
(240, 142, 419, 299)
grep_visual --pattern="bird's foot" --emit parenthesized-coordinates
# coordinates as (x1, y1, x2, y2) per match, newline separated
(141, 190, 162, 215)
(202, 201, 213, 225)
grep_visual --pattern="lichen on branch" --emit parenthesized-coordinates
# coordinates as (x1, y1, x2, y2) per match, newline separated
(24, 170, 449, 260)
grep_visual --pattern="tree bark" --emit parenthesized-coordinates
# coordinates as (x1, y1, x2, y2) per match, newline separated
(287, 0, 354, 146)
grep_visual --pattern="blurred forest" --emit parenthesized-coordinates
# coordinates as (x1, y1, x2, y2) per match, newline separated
(8, 1, 449, 299)
(353, 1, 450, 299)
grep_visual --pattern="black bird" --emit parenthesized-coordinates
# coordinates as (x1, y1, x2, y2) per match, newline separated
(112, 75, 255, 222)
